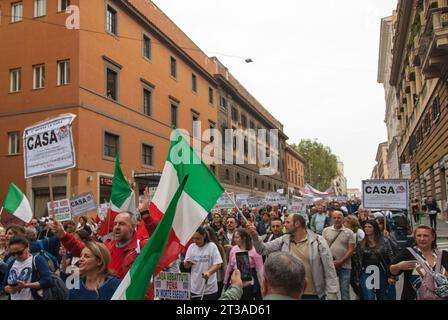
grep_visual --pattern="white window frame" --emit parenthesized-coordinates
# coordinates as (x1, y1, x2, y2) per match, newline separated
(11, 2, 23, 22)
(33, 64, 45, 89)
(208, 87, 214, 105)
(57, 60, 70, 86)
(142, 85, 153, 116)
(8, 132, 20, 155)
(192, 112, 200, 139)
(10, 69, 21, 93)
(34, 0, 46, 17)
(142, 34, 152, 60)
(170, 56, 177, 79)
(103, 131, 120, 159)
(141, 143, 154, 167)
(106, 5, 118, 36)
(191, 73, 198, 93)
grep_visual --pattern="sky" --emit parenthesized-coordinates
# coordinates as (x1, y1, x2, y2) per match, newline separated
(152, 0, 398, 190)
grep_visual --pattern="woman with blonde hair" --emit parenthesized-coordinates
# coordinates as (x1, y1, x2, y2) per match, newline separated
(64, 241, 121, 300)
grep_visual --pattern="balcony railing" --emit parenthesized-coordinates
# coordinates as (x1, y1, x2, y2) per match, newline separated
(418, 6, 448, 78)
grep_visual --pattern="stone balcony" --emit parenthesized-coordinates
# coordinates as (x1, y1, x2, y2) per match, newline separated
(418, 6, 448, 78)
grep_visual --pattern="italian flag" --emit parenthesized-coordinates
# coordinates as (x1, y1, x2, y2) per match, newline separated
(2, 183, 33, 223)
(112, 130, 224, 300)
(97, 154, 136, 237)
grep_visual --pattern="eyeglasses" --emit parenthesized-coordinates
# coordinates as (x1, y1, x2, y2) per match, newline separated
(11, 249, 25, 257)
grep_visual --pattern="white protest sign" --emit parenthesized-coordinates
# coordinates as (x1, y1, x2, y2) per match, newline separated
(362, 180, 409, 210)
(246, 197, 265, 209)
(215, 193, 235, 209)
(47, 199, 72, 221)
(288, 200, 306, 213)
(235, 194, 250, 207)
(154, 272, 190, 300)
(23, 114, 77, 178)
(70, 192, 97, 217)
(265, 192, 288, 206)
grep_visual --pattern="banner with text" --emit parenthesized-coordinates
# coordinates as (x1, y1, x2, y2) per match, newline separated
(47, 199, 72, 221)
(70, 192, 97, 217)
(362, 180, 409, 210)
(24, 114, 77, 178)
(215, 193, 235, 209)
(264, 192, 288, 206)
(154, 272, 190, 300)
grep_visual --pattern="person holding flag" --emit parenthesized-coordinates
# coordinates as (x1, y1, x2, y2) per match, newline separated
(111, 129, 224, 300)
(49, 154, 153, 281)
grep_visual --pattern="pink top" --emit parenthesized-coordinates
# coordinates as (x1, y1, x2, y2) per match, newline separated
(224, 245, 264, 285)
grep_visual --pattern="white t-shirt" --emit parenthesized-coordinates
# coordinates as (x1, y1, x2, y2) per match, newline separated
(7, 256, 34, 300)
(185, 242, 223, 296)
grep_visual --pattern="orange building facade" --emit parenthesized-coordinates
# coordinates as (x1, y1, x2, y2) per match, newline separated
(286, 144, 305, 196)
(0, 0, 220, 217)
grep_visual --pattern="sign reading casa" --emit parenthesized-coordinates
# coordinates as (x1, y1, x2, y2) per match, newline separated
(23, 114, 77, 178)
(362, 180, 409, 210)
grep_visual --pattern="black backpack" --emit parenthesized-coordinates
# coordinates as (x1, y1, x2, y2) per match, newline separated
(31, 255, 69, 300)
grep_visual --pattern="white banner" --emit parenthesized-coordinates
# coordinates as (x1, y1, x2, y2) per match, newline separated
(215, 193, 235, 209)
(362, 180, 409, 210)
(288, 200, 306, 213)
(154, 272, 190, 300)
(246, 197, 265, 209)
(47, 199, 72, 221)
(70, 192, 97, 217)
(24, 114, 76, 178)
(265, 192, 288, 206)
(235, 194, 250, 206)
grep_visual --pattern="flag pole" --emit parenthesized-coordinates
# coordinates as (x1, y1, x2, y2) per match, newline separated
(49, 174, 56, 220)
(0, 207, 3, 216)
(224, 191, 248, 224)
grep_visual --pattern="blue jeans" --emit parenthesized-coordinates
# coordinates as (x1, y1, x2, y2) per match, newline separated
(360, 269, 388, 300)
(387, 283, 396, 300)
(337, 268, 351, 300)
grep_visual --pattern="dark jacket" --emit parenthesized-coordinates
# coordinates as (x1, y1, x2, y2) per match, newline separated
(353, 238, 395, 281)
(30, 236, 61, 261)
(60, 274, 121, 300)
(256, 222, 271, 236)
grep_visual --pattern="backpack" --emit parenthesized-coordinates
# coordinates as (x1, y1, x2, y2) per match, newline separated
(31, 255, 69, 300)
(36, 241, 58, 273)
(407, 248, 448, 300)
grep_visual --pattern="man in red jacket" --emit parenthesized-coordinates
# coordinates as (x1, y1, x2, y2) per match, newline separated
(50, 212, 156, 279)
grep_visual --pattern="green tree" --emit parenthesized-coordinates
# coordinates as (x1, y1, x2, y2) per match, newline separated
(291, 139, 338, 191)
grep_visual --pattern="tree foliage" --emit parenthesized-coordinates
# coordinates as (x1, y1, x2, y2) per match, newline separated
(291, 139, 338, 191)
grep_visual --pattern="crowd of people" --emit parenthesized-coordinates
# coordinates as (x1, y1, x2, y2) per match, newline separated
(0, 195, 447, 301)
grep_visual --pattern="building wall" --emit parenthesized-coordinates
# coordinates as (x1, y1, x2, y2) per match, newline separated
(1, 0, 291, 217)
(1, 0, 222, 217)
(215, 69, 288, 196)
(286, 145, 305, 196)
(332, 161, 347, 196)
